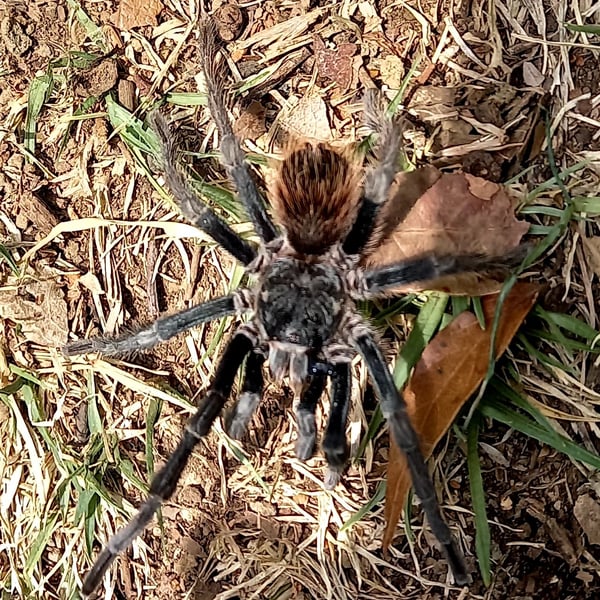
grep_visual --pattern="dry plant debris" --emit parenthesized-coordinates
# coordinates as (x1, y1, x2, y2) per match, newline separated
(111, 0, 163, 30)
(383, 282, 540, 546)
(1, 0, 600, 599)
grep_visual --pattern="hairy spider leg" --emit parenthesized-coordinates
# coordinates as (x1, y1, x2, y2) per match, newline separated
(343, 90, 402, 256)
(226, 350, 266, 439)
(199, 21, 277, 243)
(354, 332, 469, 586)
(64, 295, 237, 356)
(362, 246, 529, 296)
(151, 112, 256, 265)
(81, 332, 254, 595)
(322, 362, 352, 489)
(294, 372, 328, 461)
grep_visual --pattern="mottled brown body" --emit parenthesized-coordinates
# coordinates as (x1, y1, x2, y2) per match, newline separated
(270, 143, 362, 255)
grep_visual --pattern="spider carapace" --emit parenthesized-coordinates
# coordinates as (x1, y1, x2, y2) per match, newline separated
(67, 19, 524, 597)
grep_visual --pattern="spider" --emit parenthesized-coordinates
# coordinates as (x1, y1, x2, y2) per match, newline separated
(66, 20, 523, 596)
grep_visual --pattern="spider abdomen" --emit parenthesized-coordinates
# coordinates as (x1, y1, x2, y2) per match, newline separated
(270, 144, 362, 255)
(256, 258, 345, 350)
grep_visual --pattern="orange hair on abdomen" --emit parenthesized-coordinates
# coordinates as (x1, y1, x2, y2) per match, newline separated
(270, 142, 362, 255)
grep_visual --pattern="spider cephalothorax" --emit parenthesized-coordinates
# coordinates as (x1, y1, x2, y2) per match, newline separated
(67, 19, 524, 597)
(256, 255, 346, 349)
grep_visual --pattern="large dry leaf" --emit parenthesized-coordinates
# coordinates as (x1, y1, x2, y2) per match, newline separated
(368, 169, 530, 296)
(382, 282, 540, 548)
(279, 93, 332, 142)
(582, 236, 600, 278)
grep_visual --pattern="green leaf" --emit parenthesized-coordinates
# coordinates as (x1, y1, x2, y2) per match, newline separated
(393, 292, 449, 388)
(564, 23, 600, 34)
(66, 0, 108, 52)
(481, 382, 600, 469)
(535, 307, 599, 341)
(0, 243, 19, 274)
(357, 293, 449, 459)
(166, 92, 207, 106)
(86, 371, 103, 434)
(25, 513, 59, 573)
(341, 481, 386, 531)
(51, 50, 101, 69)
(25, 68, 54, 155)
(145, 398, 162, 477)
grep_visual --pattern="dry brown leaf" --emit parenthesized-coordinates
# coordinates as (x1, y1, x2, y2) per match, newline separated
(525, 498, 581, 566)
(314, 35, 356, 91)
(383, 282, 540, 548)
(279, 93, 332, 142)
(234, 100, 267, 142)
(574, 494, 600, 545)
(368, 169, 529, 295)
(111, 0, 162, 30)
(372, 54, 405, 89)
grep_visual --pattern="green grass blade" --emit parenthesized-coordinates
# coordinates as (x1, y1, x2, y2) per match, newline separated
(340, 481, 386, 532)
(66, 0, 108, 52)
(51, 50, 101, 69)
(105, 96, 244, 221)
(9, 364, 47, 388)
(564, 23, 600, 34)
(573, 196, 600, 215)
(472, 297, 486, 330)
(481, 383, 600, 469)
(24, 513, 59, 573)
(516, 333, 577, 376)
(451, 296, 469, 316)
(393, 292, 449, 388)
(467, 416, 491, 586)
(25, 68, 53, 155)
(535, 306, 599, 341)
(0, 243, 20, 274)
(145, 398, 163, 477)
(86, 372, 103, 434)
(166, 91, 207, 106)
(357, 293, 449, 459)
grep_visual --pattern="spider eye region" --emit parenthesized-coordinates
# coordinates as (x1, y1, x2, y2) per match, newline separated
(257, 259, 345, 349)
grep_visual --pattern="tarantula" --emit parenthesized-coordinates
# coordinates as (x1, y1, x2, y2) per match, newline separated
(66, 21, 521, 596)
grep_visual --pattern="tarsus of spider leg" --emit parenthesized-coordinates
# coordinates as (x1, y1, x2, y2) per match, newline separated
(198, 20, 277, 243)
(150, 112, 256, 266)
(322, 362, 351, 490)
(353, 331, 469, 586)
(226, 351, 265, 440)
(81, 332, 253, 596)
(295, 373, 327, 462)
(363, 245, 529, 296)
(64, 295, 237, 357)
(343, 90, 402, 256)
